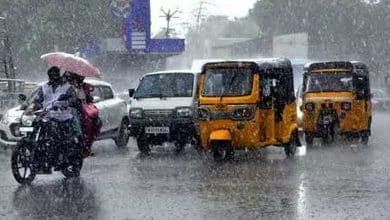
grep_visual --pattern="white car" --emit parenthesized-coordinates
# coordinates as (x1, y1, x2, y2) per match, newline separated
(128, 70, 200, 153)
(0, 79, 130, 148)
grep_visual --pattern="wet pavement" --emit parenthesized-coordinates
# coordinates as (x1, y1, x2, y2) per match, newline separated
(1, 112, 390, 219)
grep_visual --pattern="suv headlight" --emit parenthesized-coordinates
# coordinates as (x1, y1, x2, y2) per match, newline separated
(0, 113, 8, 125)
(176, 107, 193, 118)
(129, 108, 143, 119)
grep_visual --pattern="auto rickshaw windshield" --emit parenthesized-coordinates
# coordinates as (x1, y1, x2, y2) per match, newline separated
(304, 72, 354, 93)
(202, 68, 253, 97)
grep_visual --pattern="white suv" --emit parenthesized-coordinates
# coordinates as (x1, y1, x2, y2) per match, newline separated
(128, 70, 200, 154)
(0, 79, 130, 148)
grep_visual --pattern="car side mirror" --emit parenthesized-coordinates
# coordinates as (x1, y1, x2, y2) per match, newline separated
(128, 89, 135, 97)
(92, 96, 101, 103)
(18, 94, 27, 102)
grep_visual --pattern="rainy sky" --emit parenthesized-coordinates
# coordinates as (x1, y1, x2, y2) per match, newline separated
(150, 0, 257, 35)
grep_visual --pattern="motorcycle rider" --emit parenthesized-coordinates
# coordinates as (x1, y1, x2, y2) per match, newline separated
(32, 66, 82, 169)
(64, 71, 101, 157)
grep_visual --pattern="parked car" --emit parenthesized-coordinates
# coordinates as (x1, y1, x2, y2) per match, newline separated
(0, 79, 130, 148)
(128, 70, 200, 154)
(0, 86, 40, 146)
(371, 88, 390, 111)
(0, 78, 26, 114)
(83, 79, 130, 147)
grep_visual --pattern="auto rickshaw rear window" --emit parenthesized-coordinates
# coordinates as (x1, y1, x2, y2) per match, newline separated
(202, 67, 253, 97)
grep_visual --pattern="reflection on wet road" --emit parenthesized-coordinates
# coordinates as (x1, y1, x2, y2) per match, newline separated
(0, 112, 390, 219)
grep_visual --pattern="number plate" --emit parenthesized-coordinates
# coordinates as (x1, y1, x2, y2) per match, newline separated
(145, 127, 169, 134)
(19, 127, 34, 133)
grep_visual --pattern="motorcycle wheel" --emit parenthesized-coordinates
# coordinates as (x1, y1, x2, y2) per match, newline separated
(11, 144, 36, 184)
(62, 156, 83, 178)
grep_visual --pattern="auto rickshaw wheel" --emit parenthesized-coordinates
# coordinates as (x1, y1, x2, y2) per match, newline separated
(360, 132, 369, 145)
(285, 130, 298, 158)
(212, 141, 233, 161)
(175, 141, 186, 154)
(305, 133, 314, 147)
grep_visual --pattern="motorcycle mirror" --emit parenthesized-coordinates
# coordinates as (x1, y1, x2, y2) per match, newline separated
(18, 94, 27, 102)
(128, 89, 135, 97)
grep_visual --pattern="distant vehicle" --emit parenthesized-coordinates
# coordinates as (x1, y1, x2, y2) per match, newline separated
(302, 61, 372, 145)
(128, 70, 200, 154)
(0, 79, 130, 148)
(0, 78, 25, 114)
(371, 88, 390, 111)
(0, 85, 39, 146)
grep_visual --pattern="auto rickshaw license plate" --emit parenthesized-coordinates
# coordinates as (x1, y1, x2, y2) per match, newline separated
(145, 127, 169, 134)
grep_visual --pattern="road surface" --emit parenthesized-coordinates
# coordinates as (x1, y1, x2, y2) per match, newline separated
(0, 112, 390, 219)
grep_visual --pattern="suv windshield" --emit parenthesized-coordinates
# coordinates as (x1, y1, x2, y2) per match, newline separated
(304, 72, 354, 93)
(134, 73, 194, 98)
(203, 68, 253, 97)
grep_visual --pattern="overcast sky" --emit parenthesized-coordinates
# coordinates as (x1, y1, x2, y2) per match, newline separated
(150, 0, 257, 35)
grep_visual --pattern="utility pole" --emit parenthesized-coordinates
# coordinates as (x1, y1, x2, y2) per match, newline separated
(160, 7, 181, 38)
(0, 17, 15, 79)
(193, 0, 212, 31)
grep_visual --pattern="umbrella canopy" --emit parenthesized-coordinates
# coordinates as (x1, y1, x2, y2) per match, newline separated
(40, 52, 101, 78)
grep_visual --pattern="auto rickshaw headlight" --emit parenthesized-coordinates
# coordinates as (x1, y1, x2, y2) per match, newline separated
(176, 107, 193, 118)
(305, 103, 315, 112)
(129, 108, 143, 119)
(341, 102, 352, 111)
(231, 106, 253, 120)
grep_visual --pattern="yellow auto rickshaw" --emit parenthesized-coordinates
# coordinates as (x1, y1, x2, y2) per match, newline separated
(301, 61, 372, 145)
(197, 58, 301, 160)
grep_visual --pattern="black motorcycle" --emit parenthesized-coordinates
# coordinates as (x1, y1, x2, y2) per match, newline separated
(11, 101, 83, 184)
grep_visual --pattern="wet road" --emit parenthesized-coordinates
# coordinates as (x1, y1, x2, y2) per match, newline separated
(1, 112, 390, 219)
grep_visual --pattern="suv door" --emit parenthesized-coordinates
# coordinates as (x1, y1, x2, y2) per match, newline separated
(100, 86, 124, 131)
(90, 86, 109, 133)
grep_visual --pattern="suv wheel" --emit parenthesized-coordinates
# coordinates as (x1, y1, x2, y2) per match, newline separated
(137, 138, 150, 154)
(114, 119, 130, 148)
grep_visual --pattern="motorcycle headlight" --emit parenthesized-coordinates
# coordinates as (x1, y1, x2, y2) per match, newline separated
(22, 115, 34, 126)
(129, 108, 143, 119)
(176, 107, 193, 118)
(305, 103, 315, 112)
(341, 102, 352, 111)
(231, 105, 254, 120)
